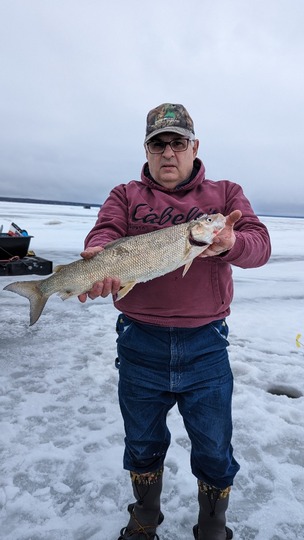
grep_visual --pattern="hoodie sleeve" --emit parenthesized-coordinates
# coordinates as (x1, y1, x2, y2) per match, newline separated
(218, 182, 271, 268)
(84, 184, 128, 249)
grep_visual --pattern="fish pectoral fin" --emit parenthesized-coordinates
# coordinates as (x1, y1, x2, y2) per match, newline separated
(182, 261, 193, 277)
(116, 281, 137, 300)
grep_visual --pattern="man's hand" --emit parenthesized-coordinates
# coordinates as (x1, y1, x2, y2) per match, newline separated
(199, 210, 242, 257)
(78, 246, 121, 302)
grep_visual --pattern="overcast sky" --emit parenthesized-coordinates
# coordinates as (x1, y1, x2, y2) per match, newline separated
(0, 0, 303, 216)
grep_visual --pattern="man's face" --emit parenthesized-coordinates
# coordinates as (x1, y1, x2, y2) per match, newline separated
(145, 133, 199, 189)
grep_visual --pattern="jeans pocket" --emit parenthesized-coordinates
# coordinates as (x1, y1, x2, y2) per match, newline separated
(210, 319, 229, 344)
(116, 313, 133, 337)
(115, 314, 134, 369)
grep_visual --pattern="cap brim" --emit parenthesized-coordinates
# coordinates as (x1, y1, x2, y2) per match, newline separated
(144, 126, 194, 143)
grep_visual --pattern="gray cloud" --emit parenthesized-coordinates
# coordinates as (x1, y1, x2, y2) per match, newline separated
(0, 0, 303, 215)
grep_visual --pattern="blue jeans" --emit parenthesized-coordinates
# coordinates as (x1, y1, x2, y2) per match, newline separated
(116, 314, 240, 489)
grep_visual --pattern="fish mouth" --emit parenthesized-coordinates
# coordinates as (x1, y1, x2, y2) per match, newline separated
(189, 234, 209, 247)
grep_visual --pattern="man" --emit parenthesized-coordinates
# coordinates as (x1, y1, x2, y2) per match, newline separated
(79, 103, 271, 539)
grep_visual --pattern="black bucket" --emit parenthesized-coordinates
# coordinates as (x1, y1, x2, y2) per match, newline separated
(0, 234, 32, 260)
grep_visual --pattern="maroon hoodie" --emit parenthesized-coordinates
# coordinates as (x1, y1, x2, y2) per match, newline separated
(85, 159, 271, 327)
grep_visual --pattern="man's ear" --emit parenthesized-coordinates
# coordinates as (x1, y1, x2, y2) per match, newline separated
(193, 139, 199, 158)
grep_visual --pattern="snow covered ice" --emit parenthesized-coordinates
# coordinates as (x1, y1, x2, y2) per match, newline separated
(0, 201, 304, 540)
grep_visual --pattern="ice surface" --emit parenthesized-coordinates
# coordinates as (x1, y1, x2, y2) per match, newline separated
(0, 202, 304, 539)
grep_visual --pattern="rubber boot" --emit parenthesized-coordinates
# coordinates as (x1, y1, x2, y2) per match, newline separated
(118, 468, 164, 539)
(193, 481, 233, 540)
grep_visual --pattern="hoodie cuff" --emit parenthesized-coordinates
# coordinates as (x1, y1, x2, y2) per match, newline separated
(217, 231, 245, 263)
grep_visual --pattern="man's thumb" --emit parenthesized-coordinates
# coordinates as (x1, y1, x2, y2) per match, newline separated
(226, 209, 242, 227)
(80, 246, 103, 259)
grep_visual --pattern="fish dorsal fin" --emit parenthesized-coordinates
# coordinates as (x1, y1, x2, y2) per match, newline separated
(54, 264, 65, 273)
(116, 281, 137, 300)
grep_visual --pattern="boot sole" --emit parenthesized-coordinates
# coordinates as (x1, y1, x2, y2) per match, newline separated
(193, 523, 233, 539)
(118, 527, 160, 539)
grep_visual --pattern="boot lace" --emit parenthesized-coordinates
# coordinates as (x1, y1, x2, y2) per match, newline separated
(118, 523, 159, 539)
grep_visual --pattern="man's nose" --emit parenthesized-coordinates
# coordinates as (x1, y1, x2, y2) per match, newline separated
(162, 142, 174, 157)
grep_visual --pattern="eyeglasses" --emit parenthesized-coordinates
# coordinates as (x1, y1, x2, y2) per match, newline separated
(146, 138, 193, 154)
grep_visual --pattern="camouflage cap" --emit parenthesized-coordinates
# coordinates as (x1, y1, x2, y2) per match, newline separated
(145, 103, 195, 143)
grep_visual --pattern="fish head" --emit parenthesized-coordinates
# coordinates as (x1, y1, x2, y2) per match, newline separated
(188, 213, 226, 245)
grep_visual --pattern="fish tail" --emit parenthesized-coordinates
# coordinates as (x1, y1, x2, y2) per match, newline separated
(4, 280, 48, 326)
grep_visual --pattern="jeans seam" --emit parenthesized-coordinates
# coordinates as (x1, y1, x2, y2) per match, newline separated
(170, 328, 181, 390)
